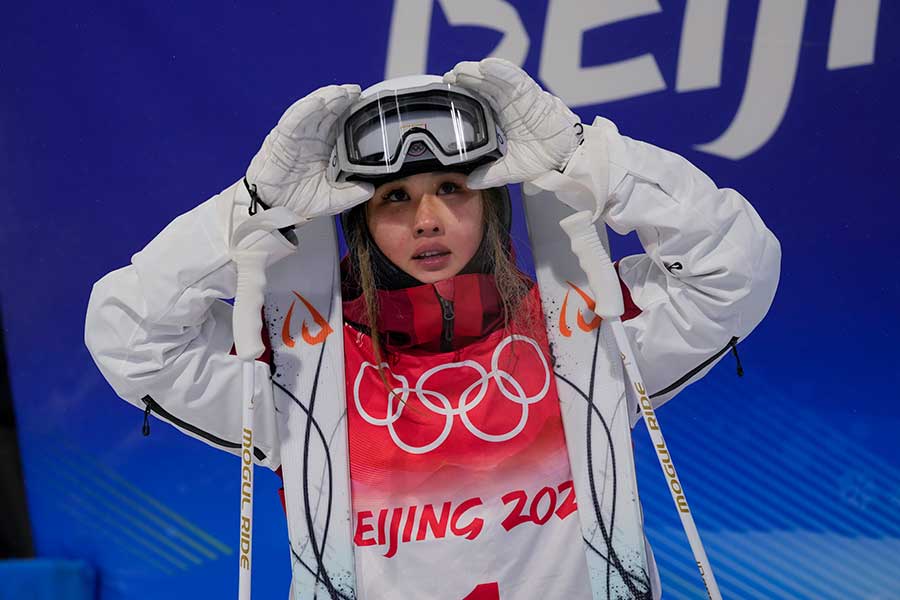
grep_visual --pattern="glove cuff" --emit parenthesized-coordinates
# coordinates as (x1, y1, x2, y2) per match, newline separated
(557, 122, 585, 174)
(226, 179, 303, 265)
(530, 118, 616, 218)
(242, 176, 301, 244)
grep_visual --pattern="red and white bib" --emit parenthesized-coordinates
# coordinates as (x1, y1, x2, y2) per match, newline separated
(344, 313, 592, 599)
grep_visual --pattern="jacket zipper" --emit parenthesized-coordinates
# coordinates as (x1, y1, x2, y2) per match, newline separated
(142, 401, 152, 436)
(140, 395, 267, 461)
(434, 290, 455, 352)
(731, 341, 744, 377)
(649, 336, 741, 400)
(141, 394, 240, 449)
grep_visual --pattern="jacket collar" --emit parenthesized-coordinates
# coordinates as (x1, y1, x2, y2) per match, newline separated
(342, 272, 504, 353)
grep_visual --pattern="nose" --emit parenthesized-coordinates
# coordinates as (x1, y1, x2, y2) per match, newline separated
(414, 194, 444, 237)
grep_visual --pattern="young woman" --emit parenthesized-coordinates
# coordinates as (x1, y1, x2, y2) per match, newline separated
(86, 59, 780, 599)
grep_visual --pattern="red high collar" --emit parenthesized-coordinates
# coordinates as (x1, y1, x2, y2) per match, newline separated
(342, 273, 505, 353)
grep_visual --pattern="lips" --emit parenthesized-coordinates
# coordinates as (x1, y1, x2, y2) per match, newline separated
(412, 245, 451, 260)
(411, 244, 453, 272)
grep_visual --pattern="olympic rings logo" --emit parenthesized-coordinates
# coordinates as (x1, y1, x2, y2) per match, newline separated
(352, 335, 551, 455)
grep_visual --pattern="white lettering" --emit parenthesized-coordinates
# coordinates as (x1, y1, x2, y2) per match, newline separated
(387, 1, 883, 160)
(385, 0, 433, 78)
(439, 0, 528, 66)
(385, 0, 528, 79)
(695, 0, 806, 160)
(827, 0, 880, 70)
(676, 0, 728, 92)
(540, 0, 665, 107)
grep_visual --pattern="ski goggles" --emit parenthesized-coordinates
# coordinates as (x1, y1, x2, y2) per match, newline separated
(328, 82, 506, 182)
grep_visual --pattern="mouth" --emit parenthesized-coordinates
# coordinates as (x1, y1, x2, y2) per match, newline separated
(411, 246, 452, 270)
(412, 249, 451, 260)
(412, 244, 451, 260)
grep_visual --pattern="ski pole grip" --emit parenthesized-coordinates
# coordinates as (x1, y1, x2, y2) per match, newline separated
(559, 211, 624, 319)
(233, 250, 268, 362)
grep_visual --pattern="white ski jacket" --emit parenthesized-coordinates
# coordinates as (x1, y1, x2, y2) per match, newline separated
(85, 118, 780, 599)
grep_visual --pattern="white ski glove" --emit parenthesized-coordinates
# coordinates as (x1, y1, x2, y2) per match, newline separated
(246, 84, 373, 220)
(443, 58, 583, 189)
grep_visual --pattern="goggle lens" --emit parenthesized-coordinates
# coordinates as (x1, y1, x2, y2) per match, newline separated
(345, 89, 489, 167)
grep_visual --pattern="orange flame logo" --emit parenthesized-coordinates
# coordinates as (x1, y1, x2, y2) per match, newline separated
(282, 291, 334, 347)
(558, 281, 601, 338)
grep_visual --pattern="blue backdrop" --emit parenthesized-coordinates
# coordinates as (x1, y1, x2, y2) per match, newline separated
(3, 1, 898, 598)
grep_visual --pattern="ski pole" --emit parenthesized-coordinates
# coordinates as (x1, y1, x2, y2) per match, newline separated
(232, 249, 268, 600)
(559, 210, 723, 600)
(228, 197, 303, 600)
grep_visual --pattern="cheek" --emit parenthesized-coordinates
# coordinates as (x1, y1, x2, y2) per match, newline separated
(367, 210, 411, 264)
(453, 199, 485, 260)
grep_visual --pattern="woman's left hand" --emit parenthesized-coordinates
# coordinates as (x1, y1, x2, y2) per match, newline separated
(443, 58, 582, 189)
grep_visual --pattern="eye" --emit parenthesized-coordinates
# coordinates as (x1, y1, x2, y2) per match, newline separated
(383, 188, 410, 203)
(437, 181, 462, 195)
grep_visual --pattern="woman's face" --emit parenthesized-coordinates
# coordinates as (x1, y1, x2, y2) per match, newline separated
(366, 171, 484, 284)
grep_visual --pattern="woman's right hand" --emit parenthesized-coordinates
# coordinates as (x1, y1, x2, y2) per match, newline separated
(246, 84, 373, 220)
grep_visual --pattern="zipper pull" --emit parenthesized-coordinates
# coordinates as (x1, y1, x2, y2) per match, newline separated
(442, 299, 455, 340)
(244, 177, 261, 216)
(141, 396, 153, 436)
(730, 339, 744, 377)
(433, 289, 456, 352)
(441, 298, 455, 324)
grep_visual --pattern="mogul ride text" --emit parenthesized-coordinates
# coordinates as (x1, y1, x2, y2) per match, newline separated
(353, 480, 578, 558)
(636, 381, 689, 513)
(239, 427, 253, 569)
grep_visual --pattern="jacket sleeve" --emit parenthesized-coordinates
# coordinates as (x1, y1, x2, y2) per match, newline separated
(84, 180, 298, 468)
(558, 117, 781, 422)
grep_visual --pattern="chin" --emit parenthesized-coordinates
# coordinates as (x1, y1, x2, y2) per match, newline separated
(400, 253, 473, 284)
(410, 269, 456, 284)
(403, 261, 466, 284)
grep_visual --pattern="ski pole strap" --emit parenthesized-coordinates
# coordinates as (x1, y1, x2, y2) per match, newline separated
(558, 212, 622, 318)
(230, 205, 304, 360)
